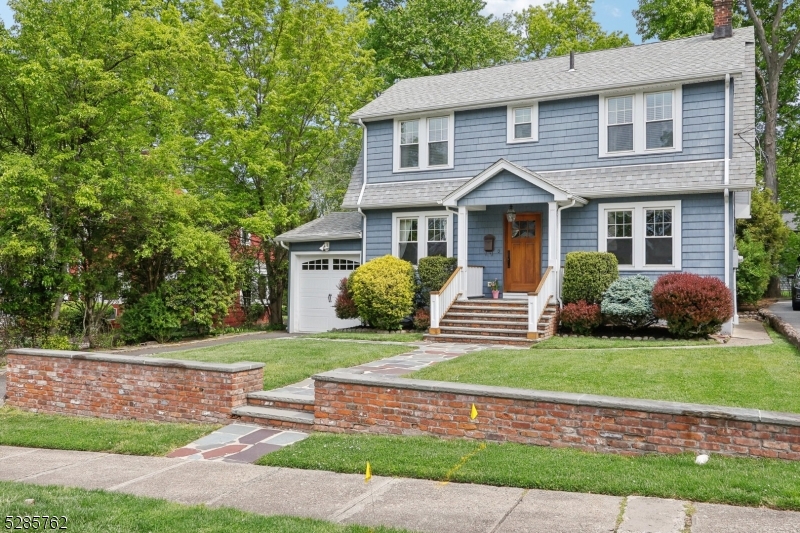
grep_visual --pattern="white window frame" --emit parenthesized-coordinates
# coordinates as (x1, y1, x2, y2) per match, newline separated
(597, 200, 682, 271)
(391, 210, 454, 263)
(393, 113, 455, 173)
(598, 86, 682, 158)
(506, 102, 539, 144)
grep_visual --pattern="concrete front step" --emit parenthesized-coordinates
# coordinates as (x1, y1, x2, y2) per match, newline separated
(231, 405, 315, 429)
(439, 326, 530, 338)
(447, 311, 529, 320)
(246, 390, 315, 412)
(423, 333, 536, 346)
(448, 305, 527, 315)
(440, 319, 528, 330)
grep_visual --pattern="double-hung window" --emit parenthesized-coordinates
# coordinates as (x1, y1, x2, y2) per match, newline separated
(599, 87, 682, 157)
(598, 201, 681, 270)
(394, 113, 454, 172)
(392, 211, 453, 265)
(506, 103, 539, 143)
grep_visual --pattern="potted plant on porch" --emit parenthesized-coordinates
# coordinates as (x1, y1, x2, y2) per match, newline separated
(488, 279, 501, 299)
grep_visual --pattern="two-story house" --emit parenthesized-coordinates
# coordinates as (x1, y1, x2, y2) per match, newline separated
(277, 2, 755, 341)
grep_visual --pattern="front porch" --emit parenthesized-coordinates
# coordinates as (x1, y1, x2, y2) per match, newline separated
(428, 159, 585, 344)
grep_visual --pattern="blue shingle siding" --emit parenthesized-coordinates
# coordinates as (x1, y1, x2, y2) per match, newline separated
(364, 208, 458, 262)
(289, 240, 362, 253)
(466, 204, 549, 297)
(560, 193, 725, 280)
(365, 81, 725, 184)
(459, 170, 555, 206)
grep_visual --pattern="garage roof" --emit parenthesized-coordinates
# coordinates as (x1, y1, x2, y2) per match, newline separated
(275, 212, 362, 243)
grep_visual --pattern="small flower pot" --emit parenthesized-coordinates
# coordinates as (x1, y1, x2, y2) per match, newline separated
(492, 290, 499, 299)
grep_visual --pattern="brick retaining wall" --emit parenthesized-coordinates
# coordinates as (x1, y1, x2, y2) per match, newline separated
(6, 349, 264, 424)
(314, 371, 800, 460)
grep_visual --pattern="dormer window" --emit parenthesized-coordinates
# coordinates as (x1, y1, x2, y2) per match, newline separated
(599, 87, 682, 157)
(393, 113, 454, 172)
(506, 102, 538, 143)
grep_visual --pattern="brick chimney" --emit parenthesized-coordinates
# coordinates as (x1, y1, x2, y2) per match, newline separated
(713, 0, 733, 39)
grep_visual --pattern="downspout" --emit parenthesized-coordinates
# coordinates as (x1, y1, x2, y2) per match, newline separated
(556, 199, 578, 306)
(724, 73, 730, 186)
(357, 118, 368, 263)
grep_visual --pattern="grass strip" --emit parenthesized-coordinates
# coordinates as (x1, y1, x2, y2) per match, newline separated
(411, 329, 800, 413)
(0, 481, 408, 533)
(310, 332, 424, 343)
(0, 406, 216, 456)
(534, 335, 716, 349)
(168, 339, 414, 391)
(259, 433, 800, 511)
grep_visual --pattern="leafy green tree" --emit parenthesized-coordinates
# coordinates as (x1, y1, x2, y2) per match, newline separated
(191, 0, 379, 325)
(634, 0, 800, 202)
(514, 0, 632, 60)
(362, 0, 518, 83)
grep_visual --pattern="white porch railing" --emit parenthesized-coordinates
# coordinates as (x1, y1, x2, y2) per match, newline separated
(466, 266, 484, 297)
(527, 266, 555, 339)
(430, 267, 462, 334)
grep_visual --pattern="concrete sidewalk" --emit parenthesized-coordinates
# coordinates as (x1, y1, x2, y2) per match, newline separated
(2, 446, 798, 533)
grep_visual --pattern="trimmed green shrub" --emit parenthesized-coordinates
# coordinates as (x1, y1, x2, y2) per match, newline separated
(736, 239, 771, 305)
(349, 255, 415, 330)
(120, 293, 181, 344)
(560, 301, 603, 335)
(601, 275, 656, 330)
(40, 335, 73, 351)
(334, 277, 359, 320)
(562, 252, 619, 304)
(417, 256, 458, 303)
(652, 273, 733, 338)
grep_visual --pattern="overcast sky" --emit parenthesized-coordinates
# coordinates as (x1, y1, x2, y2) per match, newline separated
(0, 0, 642, 46)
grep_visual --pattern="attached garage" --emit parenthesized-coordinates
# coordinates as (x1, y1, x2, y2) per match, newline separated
(276, 212, 365, 334)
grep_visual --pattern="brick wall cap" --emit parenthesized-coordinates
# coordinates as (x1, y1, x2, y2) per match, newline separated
(7, 348, 265, 373)
(313, 371, 800, 427)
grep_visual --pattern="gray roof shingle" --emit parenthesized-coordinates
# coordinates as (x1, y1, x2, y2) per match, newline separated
(342, 178, 470, 209)
(275, 211, 362, 242)
(351, 28, 753, 121)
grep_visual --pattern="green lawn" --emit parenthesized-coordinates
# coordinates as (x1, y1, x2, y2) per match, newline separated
(167, 339, 414, 390)
(0, 481, 407, 533)
(260, 433, 800, 511)
(411, 329, 800, 413)
(0, 407, 215, 456)
(310, 332, 424, 342)
(535, 335, 716, 349)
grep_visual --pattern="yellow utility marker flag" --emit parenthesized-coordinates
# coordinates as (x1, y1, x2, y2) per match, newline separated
(365, 461, 372, 482)
(470, 404, 478, 420)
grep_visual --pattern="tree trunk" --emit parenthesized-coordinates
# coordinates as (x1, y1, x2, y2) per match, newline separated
(766, 275, 782, 298)
(264, 240, 289, 326)
(762, 76, 780, 201)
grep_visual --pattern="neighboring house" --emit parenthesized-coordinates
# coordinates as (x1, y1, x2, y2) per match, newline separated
(277, 1, 755, 340)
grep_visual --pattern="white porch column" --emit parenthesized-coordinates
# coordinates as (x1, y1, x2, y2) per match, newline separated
(547, 201, 558, 269)
(458, 206, 468, 300)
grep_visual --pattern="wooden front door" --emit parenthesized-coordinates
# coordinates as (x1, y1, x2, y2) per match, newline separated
(504, 213, 542, 293)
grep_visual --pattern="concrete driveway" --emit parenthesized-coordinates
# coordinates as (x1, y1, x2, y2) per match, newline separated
(769, 300, 800, 331)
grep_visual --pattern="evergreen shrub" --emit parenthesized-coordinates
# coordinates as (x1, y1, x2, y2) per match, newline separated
(562, 252, 618, 304)
(349, 255, 415, 330)
(601, 275, 656, 330)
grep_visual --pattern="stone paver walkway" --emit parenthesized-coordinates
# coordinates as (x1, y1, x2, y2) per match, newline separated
(166, 423, 307, 463)
(2, 446, 799, 533)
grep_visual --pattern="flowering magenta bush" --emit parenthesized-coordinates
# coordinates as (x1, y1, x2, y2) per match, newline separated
(334, 277, 359, 320)
(559, 300, 603, 335)
(412, 308, 431, 330)
(652, 273, 733, 337)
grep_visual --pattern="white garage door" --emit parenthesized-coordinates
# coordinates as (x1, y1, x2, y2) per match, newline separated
(294, 254, 362, 333)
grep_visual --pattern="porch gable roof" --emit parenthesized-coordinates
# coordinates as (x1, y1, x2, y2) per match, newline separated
(441, 159, 586, 207)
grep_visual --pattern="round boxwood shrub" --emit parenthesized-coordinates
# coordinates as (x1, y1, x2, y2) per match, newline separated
(349, 255, 415, 330)
(560, 300, 603, 335)
(652, 273, 733, 338)
(562, 252, 619, 304)
(601, 275, 656, 330)
(417, 256, 458, 304)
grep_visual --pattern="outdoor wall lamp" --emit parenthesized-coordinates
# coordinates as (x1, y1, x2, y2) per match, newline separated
(506, 205, 516, 223)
